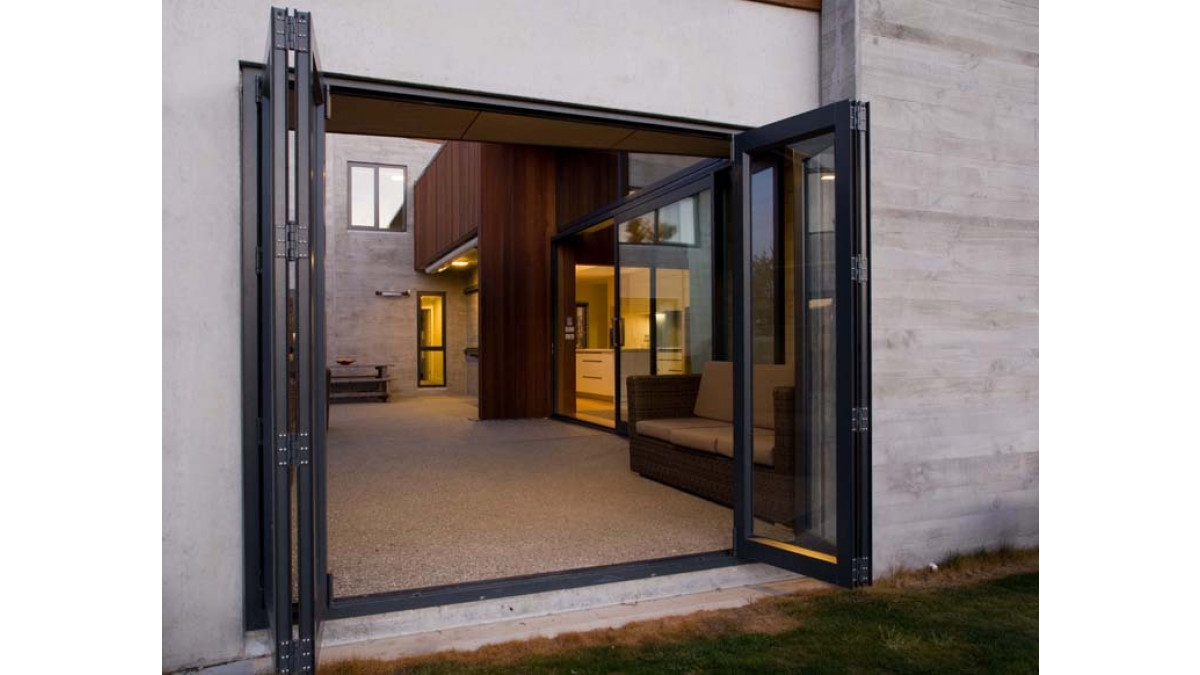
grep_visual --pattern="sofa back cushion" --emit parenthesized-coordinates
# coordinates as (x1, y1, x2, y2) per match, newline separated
(693, 361, 733, 422)
(693, 361, 795, 429)
(753, 364, 794, 430)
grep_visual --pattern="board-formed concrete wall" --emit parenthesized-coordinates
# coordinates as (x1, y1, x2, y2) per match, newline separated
(828, 0, 1040, 574)
(324, 134, 475, 398)
(162, 1, 818, 670)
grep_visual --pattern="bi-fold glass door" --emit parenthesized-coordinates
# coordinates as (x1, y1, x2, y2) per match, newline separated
(730, 100, 872, 587)
(258, 6, 327, 672)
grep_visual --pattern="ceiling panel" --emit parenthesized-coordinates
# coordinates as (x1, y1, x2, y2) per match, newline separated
(614, 129, 730, 157)
(326, 95, 478, 139)
(326, 93, 728, 157)
(462, 112, 634, 149)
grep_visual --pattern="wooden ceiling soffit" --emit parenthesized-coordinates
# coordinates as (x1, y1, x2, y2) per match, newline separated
(614, 129, 729, 157)
(326, 95, 477, 139)
(462, 111, 632, 149)
(326, 93, 729, 157)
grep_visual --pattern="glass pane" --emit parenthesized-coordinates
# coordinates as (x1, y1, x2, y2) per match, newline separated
(750, 167, 782, 365)
(418, 294, 444, 347)
(749, 132, 838, 560)
(653, 191, 712, 375)
(556, 221, 616, 428)
(625, 153, 707, 195)
(378, 166, 406, 230)
(617, 262, 651, 423)
(656, 196, 698, 245)
(349, 166, 375, 228)
(618, 213, 655, 244)
(418, 350, 445, 387)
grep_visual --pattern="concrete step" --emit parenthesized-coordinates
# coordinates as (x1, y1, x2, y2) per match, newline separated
(225, 563, 815, 673)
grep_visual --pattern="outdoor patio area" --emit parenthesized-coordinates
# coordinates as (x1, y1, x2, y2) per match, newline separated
(326, 396, 732, 598)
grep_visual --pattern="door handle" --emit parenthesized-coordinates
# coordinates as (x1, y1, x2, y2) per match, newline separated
(611, 317, 625, 347)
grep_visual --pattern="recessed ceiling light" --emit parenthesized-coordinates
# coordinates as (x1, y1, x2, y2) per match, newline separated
(820, 173, 836, 181)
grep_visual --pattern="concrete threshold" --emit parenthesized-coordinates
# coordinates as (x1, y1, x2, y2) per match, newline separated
(216, 563, 809, 673)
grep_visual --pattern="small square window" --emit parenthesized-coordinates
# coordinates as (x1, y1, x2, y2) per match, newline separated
(349, 163, 407, 231)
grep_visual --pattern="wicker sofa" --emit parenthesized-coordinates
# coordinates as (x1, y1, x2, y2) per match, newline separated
(626, 361, 798, 524)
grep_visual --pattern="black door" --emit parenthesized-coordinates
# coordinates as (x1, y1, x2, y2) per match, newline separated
(259, 6, 327, 673)
(730, 100, 872, 588)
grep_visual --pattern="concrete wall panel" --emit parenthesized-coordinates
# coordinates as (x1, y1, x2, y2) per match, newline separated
(852, 0, 1040, 574)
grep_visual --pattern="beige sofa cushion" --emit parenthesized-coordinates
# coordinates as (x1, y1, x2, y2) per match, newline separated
(670, 425, 727, 453)
(692, 361, 733, 422)
(753, 364, 794, 430)
(712, 428, 776, 466)
(635, 417, 727, 443)
(670, 425, 776, 467)
(692, 361, 793, 430)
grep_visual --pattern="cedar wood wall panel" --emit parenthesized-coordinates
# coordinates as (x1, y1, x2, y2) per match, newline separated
(415, 142, 619, 419)
(479, 144, 557, 419)
(556, 149, 620, 227)
(553, 243, 577, 416)
(413, 142, 484, 270)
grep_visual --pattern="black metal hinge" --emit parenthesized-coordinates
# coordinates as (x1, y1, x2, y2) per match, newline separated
(294, 12, 311, 53)
(851, 407, 870, 433)
(277, 431, 311, 467)
(276, 221, 310, 261)
(297, 637, 314, 672)
(276, 638, 293, 674)
(850, 254, 869, 282)
(276, 636, 313, 673)
(850, 102, 868, 131)
(851, 557, 871, 586)
(272, 8, 289, 50)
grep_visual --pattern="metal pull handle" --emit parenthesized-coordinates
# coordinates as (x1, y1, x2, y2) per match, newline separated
(611, 317, 625, 347)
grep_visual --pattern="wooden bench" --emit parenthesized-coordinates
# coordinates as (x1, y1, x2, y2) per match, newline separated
(327, 364, 392, 405)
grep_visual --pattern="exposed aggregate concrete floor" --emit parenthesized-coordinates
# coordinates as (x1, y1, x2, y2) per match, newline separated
(326, 396, 732, 597)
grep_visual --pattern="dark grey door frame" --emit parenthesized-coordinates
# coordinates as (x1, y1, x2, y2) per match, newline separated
(260, 8, 291, 671)
(239, 14, 872, 637)
(240, 63, 746, 629)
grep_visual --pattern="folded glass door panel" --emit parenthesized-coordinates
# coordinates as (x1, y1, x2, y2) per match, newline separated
(731, 100, 871, 588)
(294, 8, 327, 671)
(257, 7, 328, 672)
(259, 8, 292, 672)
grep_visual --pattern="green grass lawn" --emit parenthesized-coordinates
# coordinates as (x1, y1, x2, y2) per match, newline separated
(324, 551, 1038, 674)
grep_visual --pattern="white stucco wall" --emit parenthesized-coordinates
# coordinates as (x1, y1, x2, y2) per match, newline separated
(162, 0, 818, 670)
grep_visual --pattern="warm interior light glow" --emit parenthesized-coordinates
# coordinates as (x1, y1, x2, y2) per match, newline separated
(451, 260, 470, 268)
(820, 173, 836, 181)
